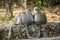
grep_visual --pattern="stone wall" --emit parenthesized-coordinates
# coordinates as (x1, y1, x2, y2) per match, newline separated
(0, 22, 60, 40)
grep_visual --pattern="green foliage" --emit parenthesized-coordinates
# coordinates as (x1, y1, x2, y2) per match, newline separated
(0, 16, 14, 22)
(11, 17, 15, 21)
(37, 0, 42, 7)
(0, 15, 10, 21)
(6, 13, 11, 19)
(1, 13, 14, 21)
(13, 3, 20, 8)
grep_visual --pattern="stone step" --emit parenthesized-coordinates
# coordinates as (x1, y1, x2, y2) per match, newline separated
(20, 37, 60, 40)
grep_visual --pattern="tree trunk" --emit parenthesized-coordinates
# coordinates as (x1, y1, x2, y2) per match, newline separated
(21, 0, 27, 9)
(5, 2, 13, 19)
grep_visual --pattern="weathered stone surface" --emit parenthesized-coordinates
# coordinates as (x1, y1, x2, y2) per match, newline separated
(0, 22, 60, 40)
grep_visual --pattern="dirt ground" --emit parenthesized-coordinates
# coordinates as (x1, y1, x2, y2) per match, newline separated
(0, 6, 60, 26)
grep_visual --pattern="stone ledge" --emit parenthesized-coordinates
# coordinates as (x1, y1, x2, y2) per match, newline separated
(0, 22, 60, 40)
(21, 37, 60, 40)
